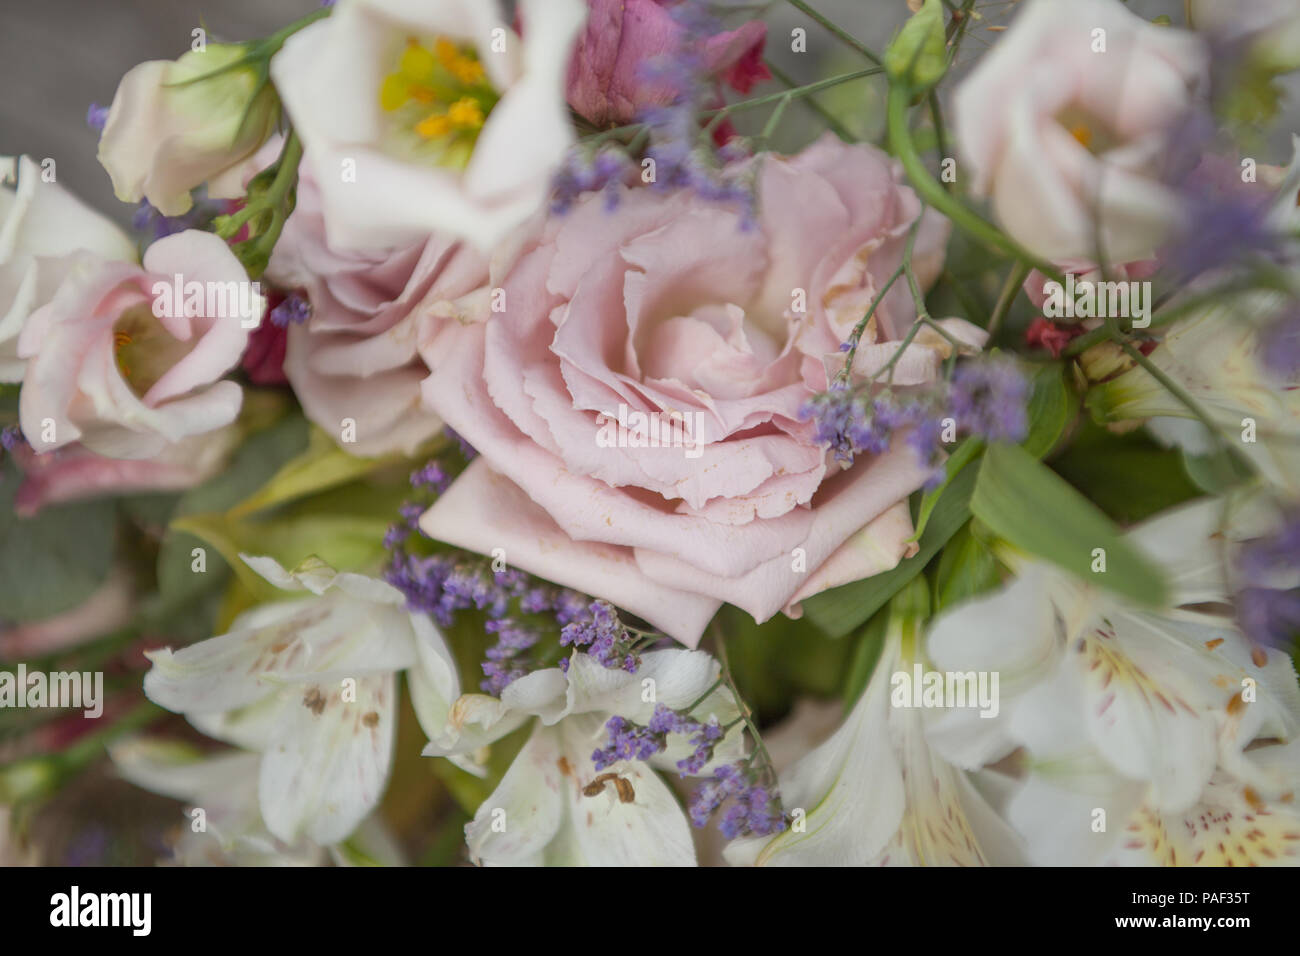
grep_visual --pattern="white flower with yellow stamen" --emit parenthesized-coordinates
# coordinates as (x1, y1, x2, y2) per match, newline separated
(270, 0, 587, 254)
(724, 580, 1027, 866)
(924, 499, 1300, 865)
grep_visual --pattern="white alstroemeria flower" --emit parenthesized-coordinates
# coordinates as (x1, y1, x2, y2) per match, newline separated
(1088, 290, 1300, 494)
(0, 155, 136, 382)
(143, 555, 457, 846)
(110, 737, 405, 866)
(270, 0, 586, 254)
(421, 649, 741, 866)
(724, 584, 1026, 866)
(925, 500, 1300, 864)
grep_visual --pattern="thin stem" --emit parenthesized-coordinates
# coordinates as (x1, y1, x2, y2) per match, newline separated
(1112, 336, 1255, 475)
(887, 83, 1064, 284)
(987, 261, 1031, 338)
(706, 67, 883, 118)
(765, 59, 852, 140)
(782, 0, 883, 65)
(712, 626, 776, 776)
(682, 676, 725, 716)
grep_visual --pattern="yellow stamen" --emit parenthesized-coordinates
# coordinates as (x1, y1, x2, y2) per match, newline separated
(415, 112, 453, 139)
(446, 97, 484, 130)
(1069, 123, 1092, 148)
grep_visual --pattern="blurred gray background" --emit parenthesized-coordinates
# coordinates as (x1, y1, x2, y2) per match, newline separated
(1, 0, 1292, 228)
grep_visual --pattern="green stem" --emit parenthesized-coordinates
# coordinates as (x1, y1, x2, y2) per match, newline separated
(886, 83, 1064, 284)
(986, 261, 1031, 339)
(1112, 336, 1255, 475)
(707, 67, 883, 118)
(765, 59, 852, 140)
(783, 0, 883, 65)
(712, 627, 777, 778)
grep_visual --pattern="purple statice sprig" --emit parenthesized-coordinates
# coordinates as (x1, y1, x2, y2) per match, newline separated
(591, 703, 727, 773)
(384, 459, 654, 694)
(1235, 509, 1300, 650)
(269, 292, 312, 328)
(551, 147, 631, 214)
(800, 356, 1030, 478)
(688, 760, 787, 839)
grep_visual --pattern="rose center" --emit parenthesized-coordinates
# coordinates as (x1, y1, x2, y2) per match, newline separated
(379, 36, 499, 170)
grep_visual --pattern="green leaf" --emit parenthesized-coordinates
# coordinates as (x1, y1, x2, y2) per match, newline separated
(912, 437, 982, 540)
(884, 0, 948, 92)
(971, 443, 1169, 606)
(1020, 361, 1075, 459)
(841, 606, 888, 710)
(229, 426, 437, 518)
(1049, 419, 1204, 523)
(1181, 447, 1253, 497)
(0, 460, 116, 622)
(718, 605, 856, 722)
(173, 510, 393, 601)
(932, 522, 1001, 611)
(802, 461, 978, 638)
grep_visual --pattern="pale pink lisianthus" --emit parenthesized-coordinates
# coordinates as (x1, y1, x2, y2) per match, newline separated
(17, 230, 257, 459)
(953, 0, 1206, 264)
(565, 0, 769, 129)
(418, 136, 965, 646)
(267, 165, 488, 457)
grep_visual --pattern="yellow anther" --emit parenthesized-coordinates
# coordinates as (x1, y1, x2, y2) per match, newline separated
(415, 112, 453, 139)
(447, 97, 484, 130)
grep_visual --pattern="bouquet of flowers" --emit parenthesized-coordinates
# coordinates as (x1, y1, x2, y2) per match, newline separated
(3, 0, 1299, 869)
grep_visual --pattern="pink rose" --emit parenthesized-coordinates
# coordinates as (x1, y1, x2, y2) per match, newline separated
(566, 0, 769, 128)
(268, 168, 489, 456)
(17, 230, 257, 459)
(418, 136, 955, 646)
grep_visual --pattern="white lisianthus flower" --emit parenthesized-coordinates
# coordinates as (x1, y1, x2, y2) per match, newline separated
(953, 0, 1206, 263)
(142, 555, 458, 846)
(98, 43, 280, 216)
(724, 581, 1026, 866)
(422, 649, 742, 866)
(924, 500, 1300, 864)
(0, 155, 136, 382)
(269, 0, 586, 254)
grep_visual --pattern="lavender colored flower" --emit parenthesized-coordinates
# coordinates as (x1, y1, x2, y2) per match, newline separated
(948, 357, 1029, 443)
(1259, 309, 1300, 382)
(687, 760, 786, 837)
(86, 103, 109, 133)
(551, 148, 630, 214)
(269, 293, 312, 328)
(1237, 586, 1300, 650)
(410, 461, 450, 492)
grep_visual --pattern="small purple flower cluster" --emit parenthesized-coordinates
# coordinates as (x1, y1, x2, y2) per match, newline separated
(591, 703, 724, 773)
(551, 149, 630, 214)
(269, 293, 312, 328)
(559, 599, 641, 673)
(131, 199, 211, 241)
(636, 1, 757, 225)
(687, 761, 786, 838)
(385, 460, 643, 693)
(947, 356, 1030, 443)
(1236, 511, 1300, 650)
(0, 424, 24, 459)
(1259, 309, 1300, 382)
(800, 357, 1029, 478)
